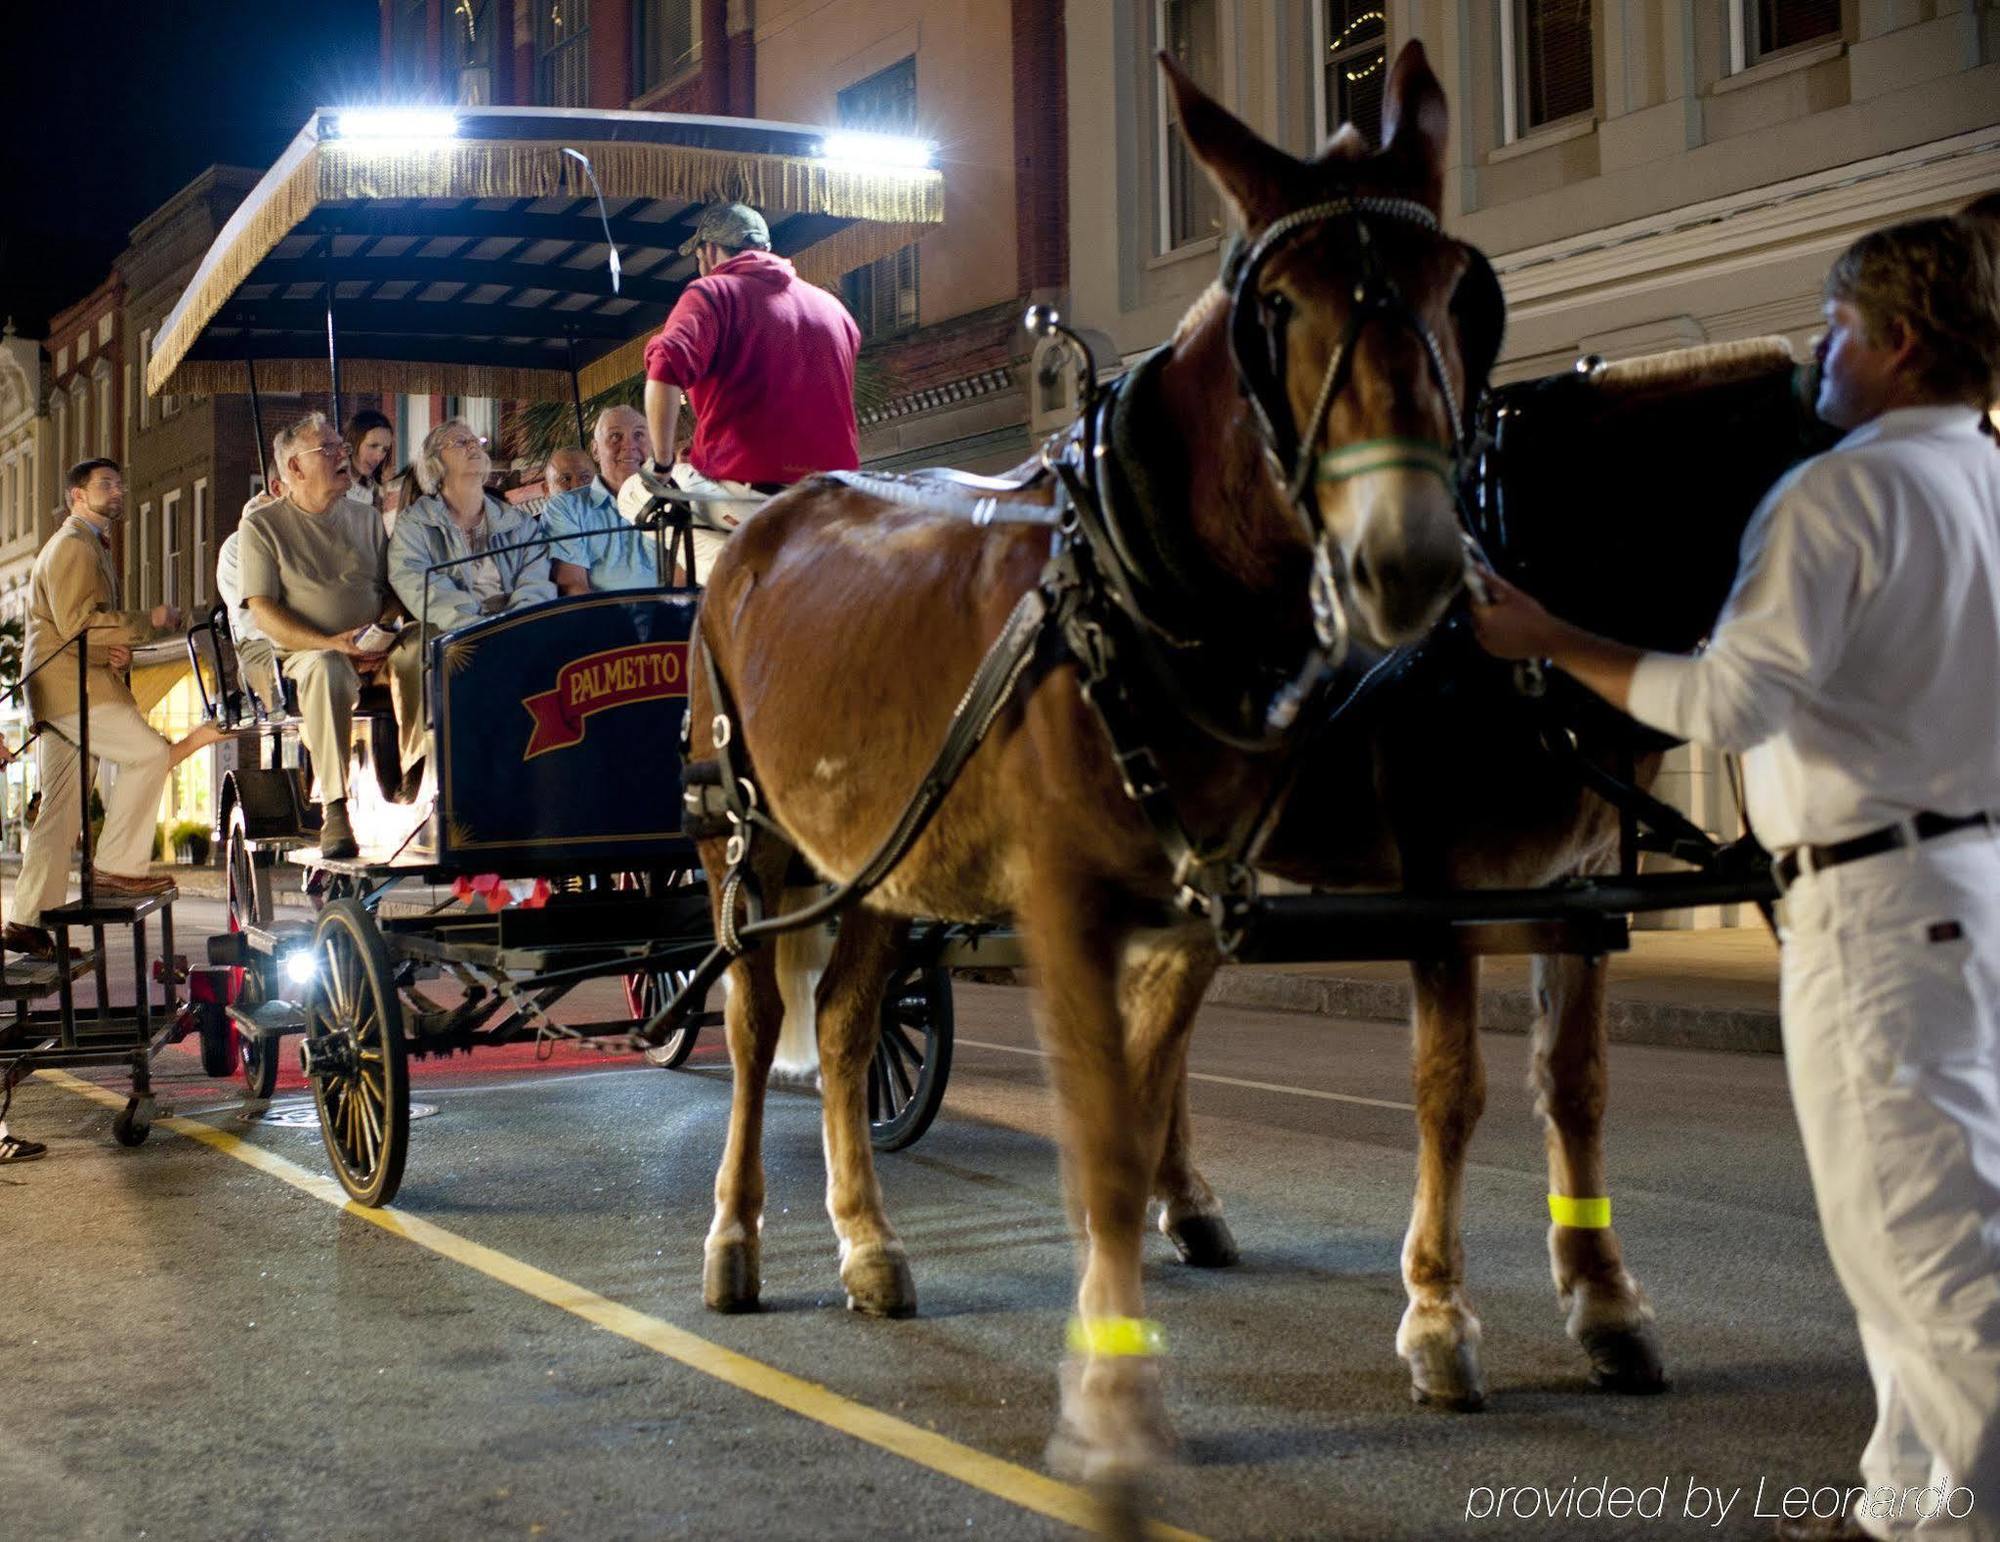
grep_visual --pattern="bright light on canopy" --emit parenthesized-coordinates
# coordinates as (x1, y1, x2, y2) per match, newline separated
(818, 131, 935, 170)
(320, 109, 459, 144)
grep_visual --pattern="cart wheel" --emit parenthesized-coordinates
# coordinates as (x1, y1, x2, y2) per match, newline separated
(197, 1005, 237, 1080)
(225, 801, 274, 932)
(869, 962, 954, 1152)
(304, 898, 408, 1206)
(627, 968, 704, 1069)
(239, 1026, 281, 1101)
(112, 1097, 152, 1147)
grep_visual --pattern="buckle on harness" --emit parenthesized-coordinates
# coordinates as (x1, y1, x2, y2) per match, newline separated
(1116, 746, 1167, 802)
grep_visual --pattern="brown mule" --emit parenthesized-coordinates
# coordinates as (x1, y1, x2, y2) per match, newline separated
(686, 44, 1494, 1483)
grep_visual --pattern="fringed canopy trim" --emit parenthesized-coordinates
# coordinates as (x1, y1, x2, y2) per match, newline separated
(148, 133, 943, 400)
(168, 356, 582, 404)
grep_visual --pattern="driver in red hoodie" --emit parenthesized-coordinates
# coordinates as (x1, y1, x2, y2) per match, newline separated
(641, 202, 863, 581)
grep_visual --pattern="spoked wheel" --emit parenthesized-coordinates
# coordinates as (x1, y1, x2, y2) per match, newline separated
(626, 967, 704, 1069)
(868, 962, 954, 1152)
(304, 899, 409, 1206)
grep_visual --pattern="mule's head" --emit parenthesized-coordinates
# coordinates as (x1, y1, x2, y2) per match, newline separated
(1162, 42, 1503, 647)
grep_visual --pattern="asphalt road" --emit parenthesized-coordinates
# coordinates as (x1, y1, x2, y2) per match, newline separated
(0, 894, 1875, 1541)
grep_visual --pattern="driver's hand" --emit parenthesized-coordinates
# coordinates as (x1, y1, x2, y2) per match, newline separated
(106, 644, 133, 670)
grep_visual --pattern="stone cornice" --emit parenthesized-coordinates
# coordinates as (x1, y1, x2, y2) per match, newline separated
(1494, 128, 2000, 322)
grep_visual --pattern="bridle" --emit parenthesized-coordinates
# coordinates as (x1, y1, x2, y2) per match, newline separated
(1225, 194, 1498, 660)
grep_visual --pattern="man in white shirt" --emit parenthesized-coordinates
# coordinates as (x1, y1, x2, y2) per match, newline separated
(1473, 215, 2000, 1541)
(214, 469, 284, 714)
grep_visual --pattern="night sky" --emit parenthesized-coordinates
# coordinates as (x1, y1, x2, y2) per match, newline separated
(0, 0, 383, 337)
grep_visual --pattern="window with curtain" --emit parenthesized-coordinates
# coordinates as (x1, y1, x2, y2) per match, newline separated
(193, 479, 211, 605)
(162, 489, 182, 611)
(452, 0, 495, 104)
(1158, 0, 1224, 251)
(1750, 0, 1839, 61)
(1516, 0, 1594, 132)
(1321, 3, 1387, 146)
(838, 57, 922, 341)
(536, 0, 591, 108)
(635, 0, 701, 95)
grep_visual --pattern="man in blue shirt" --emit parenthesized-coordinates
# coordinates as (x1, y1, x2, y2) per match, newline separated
(543, 406, 667, 594)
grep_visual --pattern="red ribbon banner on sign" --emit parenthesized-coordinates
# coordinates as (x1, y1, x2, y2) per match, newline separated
(521, 640, 690, 758)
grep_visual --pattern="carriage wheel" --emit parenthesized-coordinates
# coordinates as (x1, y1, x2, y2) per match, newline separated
(223, 801, 275, 1087)
(868, 962, 954, 1152)
(239, 1025, 282, 1101)
(626, 968, 704, 1069)
(304, 899, 409, 1206)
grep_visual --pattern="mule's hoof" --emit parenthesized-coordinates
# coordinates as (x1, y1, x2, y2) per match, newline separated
(1581, 1321, 1669, 1394)
(1403, 1338, 1487, 1412)
(1163, 1212, 1240, 1269)
(841, 1243, 917, 1319)
(703, 1240, 761, 1314)
(1047, 1355, 1177, 1485)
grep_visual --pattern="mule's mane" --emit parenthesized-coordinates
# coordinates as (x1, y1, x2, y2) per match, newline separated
(1588, 337, 1798, 398)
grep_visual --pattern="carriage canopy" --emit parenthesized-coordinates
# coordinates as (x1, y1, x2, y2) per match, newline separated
(145, 106, 944, 404)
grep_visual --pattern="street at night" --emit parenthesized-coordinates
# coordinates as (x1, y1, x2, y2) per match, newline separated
(1, 898, 1874, 1541)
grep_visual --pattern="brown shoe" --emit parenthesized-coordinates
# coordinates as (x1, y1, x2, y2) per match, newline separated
(92, 869, 177, 899)
(2, 922, 54, 960)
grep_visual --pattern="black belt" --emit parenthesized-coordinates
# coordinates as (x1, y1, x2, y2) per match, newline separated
(1774, 810, 1994, 889)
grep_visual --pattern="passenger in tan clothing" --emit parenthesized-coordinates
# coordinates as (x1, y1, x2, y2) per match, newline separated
(238, 413, 418, 859)
(5, 460, 182, 959)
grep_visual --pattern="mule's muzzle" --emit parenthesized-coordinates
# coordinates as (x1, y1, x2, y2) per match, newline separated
(1343, 476, 1468, 646)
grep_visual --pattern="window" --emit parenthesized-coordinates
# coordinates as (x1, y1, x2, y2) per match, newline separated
(93, 361, 112, 460)
(391, 0, 430, 91)
(138, 502, 155, 605)
(162, 489, 182, 612)
(192, 479, 211, 606)
(51, 399, 66, 484)
(71, 383, 91, 467)
(1156, 0, 1224, 251)
(536, 0, 591, 107)
(1731, 0, 1839, 70)
(838, 58, 922, 339)
(1316, 4, 1388, 146)
(139, 328, 153, 430)
(1501, 0, 1595, 142)
(452, 0, 495, 104)
(635, 0, 700, 95)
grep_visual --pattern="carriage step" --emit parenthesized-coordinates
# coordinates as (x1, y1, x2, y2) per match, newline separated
(43, 890, 176, 926)
(227, 1001, 308, 1040)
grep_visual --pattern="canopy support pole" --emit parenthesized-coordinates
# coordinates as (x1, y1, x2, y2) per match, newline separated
(324, 252, 342, 425)
(245, 357, 268, 488)
(564, 332, 587, 447)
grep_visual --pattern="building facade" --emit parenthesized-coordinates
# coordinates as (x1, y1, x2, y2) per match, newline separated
(43, 275, 127, 555)
(1065, 0, 1999, 924)
(377, 0, 1063, 472)
(0, 321, 52, 850)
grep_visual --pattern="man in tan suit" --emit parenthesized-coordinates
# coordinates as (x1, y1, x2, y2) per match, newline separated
(4, 459, 181, 960)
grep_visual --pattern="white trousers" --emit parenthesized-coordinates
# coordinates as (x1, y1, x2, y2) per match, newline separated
(14, 703, 171, 926)
(1781, 829, 2000, 1540)
(668, 464, 762, 585)
(279, 640, 426, 805)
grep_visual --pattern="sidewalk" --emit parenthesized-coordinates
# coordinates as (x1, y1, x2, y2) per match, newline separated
(1199, 928, 1782, 1053)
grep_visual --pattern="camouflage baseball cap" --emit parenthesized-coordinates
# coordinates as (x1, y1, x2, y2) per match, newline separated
(678, 202, 772, 257)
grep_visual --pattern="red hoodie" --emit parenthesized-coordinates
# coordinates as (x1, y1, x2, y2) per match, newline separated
(643, 250, 863, 485)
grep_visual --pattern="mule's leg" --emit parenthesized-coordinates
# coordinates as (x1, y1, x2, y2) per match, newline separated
(1029, 886, 1181, 1485)
(701, 848, 792, 1314)
(1142, 942, 1237, 1268)
(1531, 951, 1665, 1393)
(815, 910, 918, 1318)
(1397, 952, 1489, 1410)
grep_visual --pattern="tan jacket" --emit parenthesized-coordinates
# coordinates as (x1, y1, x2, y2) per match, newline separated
(24, 514, 161, 719)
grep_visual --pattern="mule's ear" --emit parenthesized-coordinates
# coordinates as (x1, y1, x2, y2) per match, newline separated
(1158, 50, 1298, 231)
(1379, 40, 1449, 213)
(1314, 123, 1370, 164)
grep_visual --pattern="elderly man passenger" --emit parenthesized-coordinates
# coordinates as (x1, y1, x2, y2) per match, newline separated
(387, 419, 556, 796)
(238, 413, 419, 860)
(542, 406, 669, 595)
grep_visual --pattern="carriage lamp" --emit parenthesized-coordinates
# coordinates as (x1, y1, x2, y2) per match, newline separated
(817, 132, 935, 170)
(319, 109, 459, 146)
(283, 950, 318, 988)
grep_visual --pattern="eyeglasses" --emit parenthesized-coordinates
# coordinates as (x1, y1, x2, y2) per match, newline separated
(441, 434, 490, 452)
(298, 441, 346, 458)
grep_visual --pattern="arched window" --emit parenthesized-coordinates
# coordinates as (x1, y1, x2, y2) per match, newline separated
(93, 359, 113, 460)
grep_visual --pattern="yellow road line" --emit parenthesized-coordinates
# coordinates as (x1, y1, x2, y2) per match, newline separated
(958, 1037, 1417, 1113)
(38, 1069, 1204, 1542)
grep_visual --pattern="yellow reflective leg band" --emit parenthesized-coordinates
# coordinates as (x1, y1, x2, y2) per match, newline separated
(1066, 1316, 1165, 1358)
(1548, 1194, 1612, 1229)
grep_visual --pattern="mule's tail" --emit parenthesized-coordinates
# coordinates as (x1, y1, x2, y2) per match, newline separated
(770, 887, 827, 1086)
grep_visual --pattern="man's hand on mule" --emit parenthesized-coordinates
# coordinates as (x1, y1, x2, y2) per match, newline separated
(1469, 567, 1561, 661)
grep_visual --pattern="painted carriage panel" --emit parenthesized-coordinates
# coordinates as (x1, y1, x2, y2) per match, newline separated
(432, 591, 700, 867)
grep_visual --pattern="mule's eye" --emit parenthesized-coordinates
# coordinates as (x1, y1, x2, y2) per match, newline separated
(1259, 290, 1293, 323)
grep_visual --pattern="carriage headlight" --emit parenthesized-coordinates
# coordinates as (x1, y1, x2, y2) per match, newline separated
(817, 132, 934, 170)
(320, 109, 459, 146)
(283, 951, 317, 987)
